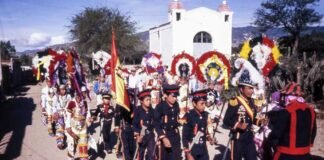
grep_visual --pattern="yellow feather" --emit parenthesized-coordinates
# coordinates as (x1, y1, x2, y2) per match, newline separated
(272, 45, 282, 63)
(240, 41, 251, 59)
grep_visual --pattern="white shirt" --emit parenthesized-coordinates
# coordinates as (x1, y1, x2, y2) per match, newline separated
(41, 86, 49, 108)
(189, 78, 199, 93)
(57, 94, 72, 110)
(136, 73, 147, 91)
(43, 95, 58, 115)
(165, 72, 178, 85)
(128, 74, 138, 89)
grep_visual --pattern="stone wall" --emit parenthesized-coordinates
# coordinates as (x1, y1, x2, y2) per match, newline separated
(1, 58, 34, 94)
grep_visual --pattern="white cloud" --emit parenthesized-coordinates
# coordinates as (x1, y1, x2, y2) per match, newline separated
(26, 32, 51, 47)
(6, 32, 69, 51)
(49, 35, 67, 45)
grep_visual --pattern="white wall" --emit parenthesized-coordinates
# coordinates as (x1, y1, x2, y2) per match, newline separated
(149, 24, 173, 66)
(150, 6, 233, 66)
(149, 30, 160, 53)
(214, 11, 233, 59)
(161, 27, 173, 66)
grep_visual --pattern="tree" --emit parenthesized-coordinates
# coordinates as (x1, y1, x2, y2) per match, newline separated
(0, 41, 16, 60)
(254, 0, 322, 56)
(279, 31, 324, 59)
(69, 7, 140, 61)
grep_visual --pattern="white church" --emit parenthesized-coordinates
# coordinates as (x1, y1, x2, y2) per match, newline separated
(149, 0, 233, 65)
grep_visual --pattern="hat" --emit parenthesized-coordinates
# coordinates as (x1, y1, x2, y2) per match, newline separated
(191, 89, 208, 102)
(81, 86, 87, 92)
(102, 92, 112, 99)
(163, 84, 180, 96)
(48, 87, 55, 94)
(238, 70, 257, 87)
(59, 84, 66, 89)
(138, 89, 152, 99)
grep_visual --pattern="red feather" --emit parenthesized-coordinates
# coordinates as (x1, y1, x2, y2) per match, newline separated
(262, 54, 276, 76)
(47, 49, 67, 85)
(245, 36, 279, 77)
(104, 60, 111, 75)
(196, 51, 231, 83)
(262, 36, 274, 48)
(170, 52, 196, 76)
(143, 52, 163, 74)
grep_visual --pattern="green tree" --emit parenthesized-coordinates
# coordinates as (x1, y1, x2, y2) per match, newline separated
(0, 41, 16, 60)
(254, 0, 322, 56)
(69, 7, 140, 61)
(279, 31, 324, 59)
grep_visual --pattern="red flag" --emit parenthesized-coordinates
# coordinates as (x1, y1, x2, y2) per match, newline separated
(110, 31, 130, 111)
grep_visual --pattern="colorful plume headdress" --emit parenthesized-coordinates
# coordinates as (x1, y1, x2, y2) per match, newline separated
(171, 52, 196, 78)
(91, 50, 111, 76)
(239, 35, 281, 77)
(231, 58, 265, 90)
(196, 51, 231, 89)
(141, 52, 164, 74)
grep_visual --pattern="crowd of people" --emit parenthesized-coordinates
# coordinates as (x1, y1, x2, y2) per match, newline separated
(39, 64, 225, 160)
(35, 45, 317, 160)
(39, 68, 317, 160)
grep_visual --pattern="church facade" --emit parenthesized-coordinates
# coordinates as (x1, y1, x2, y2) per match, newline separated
(149, 0, 233, 66)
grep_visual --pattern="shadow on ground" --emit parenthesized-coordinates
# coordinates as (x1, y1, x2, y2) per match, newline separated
(88, 120, 119, 160)
(213, 143, 231, 160)
(0, 86, 35, 159)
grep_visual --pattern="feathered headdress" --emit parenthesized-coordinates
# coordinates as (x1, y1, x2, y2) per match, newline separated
(48, 49, 67, 85)
(196, 51, 231, 89)
(67, 49, 87, 98)
(231, 58, 265, 89)
(32, 48, 67, 85)
(141, 52, 164, 74)
(91, 50, 111, 76)
(171, 52, 196, 78)
(32, 49, 52, 81)
(240, 35, 281, 76)
(92, 50, 111, 68)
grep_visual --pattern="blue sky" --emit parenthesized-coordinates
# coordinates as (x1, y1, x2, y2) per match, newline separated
(0, 0, 323, 51)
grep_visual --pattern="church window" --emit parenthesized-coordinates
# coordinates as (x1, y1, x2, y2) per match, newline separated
(176, 12, 181, 21)
(225, 15, 229, 22)
(193, 31, 212, 43)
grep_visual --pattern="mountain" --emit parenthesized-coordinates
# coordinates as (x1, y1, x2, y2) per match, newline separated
(136, 31, 149, 44)
(232, 26, 324, 47)
(17, 49, 42, 56)
(135, 31, 149, 52)
(17, 42, 76, 57)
